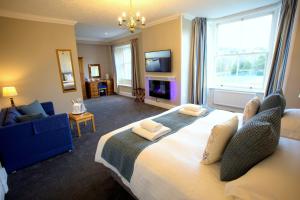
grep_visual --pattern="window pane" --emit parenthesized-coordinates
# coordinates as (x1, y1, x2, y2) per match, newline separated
(215, 56, 238, 77)
(240, 15, 272, 53)
(217, 21, 241, 54)
(208, 11, 277, 91)
(113, 44, 132, 86)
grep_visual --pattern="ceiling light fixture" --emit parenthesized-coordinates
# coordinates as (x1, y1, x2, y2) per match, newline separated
(118, 0, 146, 33)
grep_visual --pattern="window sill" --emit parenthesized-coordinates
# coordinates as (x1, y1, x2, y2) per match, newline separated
(117, 84, 132, 87)
(208, 86, 264, 94)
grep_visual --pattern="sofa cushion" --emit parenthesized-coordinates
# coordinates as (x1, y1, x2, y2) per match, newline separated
(18, 100, 48, 117)
(3, 107, 22, 126)
(16, 113, 44, 123)
(220, 107, 281, 181)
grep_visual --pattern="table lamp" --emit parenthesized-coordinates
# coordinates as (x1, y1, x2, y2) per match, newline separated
(2, 86, 18, 107)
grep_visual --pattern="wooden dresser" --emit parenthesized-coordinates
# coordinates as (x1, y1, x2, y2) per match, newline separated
(86, 79, 114, 98)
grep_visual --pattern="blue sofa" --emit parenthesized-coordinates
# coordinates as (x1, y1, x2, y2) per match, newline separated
(0, 102, 74, 173)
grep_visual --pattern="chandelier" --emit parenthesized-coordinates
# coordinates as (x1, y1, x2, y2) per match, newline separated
(118, 0, 146, 33)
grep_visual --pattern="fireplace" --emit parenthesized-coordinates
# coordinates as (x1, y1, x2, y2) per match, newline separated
(149, 80, 170, 100)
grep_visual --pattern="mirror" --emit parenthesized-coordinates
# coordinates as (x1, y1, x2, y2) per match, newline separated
(88, 64, 101, 79)
(56, 49, 77, 92)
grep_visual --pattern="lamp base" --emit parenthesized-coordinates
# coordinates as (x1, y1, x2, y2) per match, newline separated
(10, 97, 15, 107)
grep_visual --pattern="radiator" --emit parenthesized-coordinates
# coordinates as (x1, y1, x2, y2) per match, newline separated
(213, 89, 256, 109)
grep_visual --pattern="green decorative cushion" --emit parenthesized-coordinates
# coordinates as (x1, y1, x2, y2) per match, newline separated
(16, 113, 44, 123)
(220, 107, 281, 181)
(18, 100, 48, 117)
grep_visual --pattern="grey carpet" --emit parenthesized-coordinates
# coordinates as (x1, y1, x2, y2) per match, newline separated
(6, 95, 166, 200)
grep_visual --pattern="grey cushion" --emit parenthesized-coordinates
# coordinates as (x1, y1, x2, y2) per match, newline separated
(16, 113, 44, 123)
(259, 91, 286, 116)
(276, 88, 286, 112)
(18, 100, 48, 117)
(220, 107, 281, 181)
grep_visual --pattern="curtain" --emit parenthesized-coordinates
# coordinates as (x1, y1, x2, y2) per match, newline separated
(108, 45, 118, 92)
(265, 0, 298, 96)
(131, 38, 141, 96)
(190, 17, 207, 105)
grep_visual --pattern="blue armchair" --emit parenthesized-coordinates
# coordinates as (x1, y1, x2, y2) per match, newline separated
(0, 102, 74, 173)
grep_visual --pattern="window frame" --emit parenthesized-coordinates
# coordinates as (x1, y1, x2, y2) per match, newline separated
(207, 4, 281, 93)
(113, 43, 132, 87)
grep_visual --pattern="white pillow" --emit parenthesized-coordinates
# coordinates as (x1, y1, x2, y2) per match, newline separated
(225, 137, 300, 200)
(243, 96, 261, 124)
(201, 116, 239, 164)
(281, 109, 300, 140)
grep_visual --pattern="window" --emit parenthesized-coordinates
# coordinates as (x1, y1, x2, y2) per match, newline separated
(113, 44, 132, 86)
(207, 8, 279, 92)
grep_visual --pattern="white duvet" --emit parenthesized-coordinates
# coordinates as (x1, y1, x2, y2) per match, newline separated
(95, 106, 300, 200)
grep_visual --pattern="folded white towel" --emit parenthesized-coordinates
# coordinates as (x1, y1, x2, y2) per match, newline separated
(132, 125, 171, 141)
(140, 119, 163, 132)
(179, 108, 207, 117)
(183, 104, 202, 112)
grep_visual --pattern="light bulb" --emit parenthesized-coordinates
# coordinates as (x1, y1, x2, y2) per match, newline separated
(141, 17, 146, 25)
(118, 17, 122, 26)
(136, 12, 141, 21)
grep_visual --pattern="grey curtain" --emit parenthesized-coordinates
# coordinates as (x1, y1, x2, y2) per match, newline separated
(265, 0, 298, 96)
(131, 39, 141, 96)
(190, 17, 207, 105)
(108, 45, 118, 92)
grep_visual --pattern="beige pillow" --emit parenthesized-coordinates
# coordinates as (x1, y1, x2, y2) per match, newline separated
(201, 116, 239, 165)
(243, 96, 261, 124)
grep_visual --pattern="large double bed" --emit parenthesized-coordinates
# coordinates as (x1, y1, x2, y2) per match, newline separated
(95, 105, 300, 200)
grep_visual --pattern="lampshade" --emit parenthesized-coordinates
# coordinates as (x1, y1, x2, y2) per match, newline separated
(2, 86, 18, 97)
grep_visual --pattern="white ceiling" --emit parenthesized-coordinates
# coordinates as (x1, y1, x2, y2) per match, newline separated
(0, 0, 279, 41)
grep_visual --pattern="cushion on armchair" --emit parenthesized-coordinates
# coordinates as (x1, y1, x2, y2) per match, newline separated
(16, 113, 44, 123)
(3, 107, 22, 126)
(18, 100, 48, 117)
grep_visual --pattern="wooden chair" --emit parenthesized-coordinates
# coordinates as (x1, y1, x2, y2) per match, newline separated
(134, 88, 145, 102)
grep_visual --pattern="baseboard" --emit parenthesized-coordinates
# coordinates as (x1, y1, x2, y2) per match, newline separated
(118, 91, 134, 98)
(144, 99, 176, 109)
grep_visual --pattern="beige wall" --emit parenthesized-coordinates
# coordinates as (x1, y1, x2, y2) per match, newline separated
(77, 43, 112, 79)
(0, 17, 82, 113)
(284, 2, 300, 108)
(142, 17, 182, 105)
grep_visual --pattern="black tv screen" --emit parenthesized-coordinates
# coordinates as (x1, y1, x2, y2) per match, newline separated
(145, 50, 171, 72)
(149, 80, 170, 100)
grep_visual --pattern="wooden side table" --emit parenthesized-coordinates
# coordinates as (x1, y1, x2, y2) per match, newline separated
(69, 112, 96, 137)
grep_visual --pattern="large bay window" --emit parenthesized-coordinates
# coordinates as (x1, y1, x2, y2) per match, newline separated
(207, 7, 280, 92)
(113, 44, 132, 87)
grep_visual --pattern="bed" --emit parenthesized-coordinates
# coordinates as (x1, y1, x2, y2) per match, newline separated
(95, 105, 300, 200)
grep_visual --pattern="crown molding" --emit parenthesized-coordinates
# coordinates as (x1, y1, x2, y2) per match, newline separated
(0, 9, 77, 25)
(76, 37, 110, 45)
(182, 13, 195, 21)
(144, 14, 181, 28)
(106, 30, 141, 43)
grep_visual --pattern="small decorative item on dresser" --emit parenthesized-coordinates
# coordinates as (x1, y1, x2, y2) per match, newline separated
(69, 112, 96, 137)
(2, 86, 18, 107)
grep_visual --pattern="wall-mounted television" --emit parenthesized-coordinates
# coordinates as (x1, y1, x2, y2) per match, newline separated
(145, 50, 171, 72)
(149, 80, 170, 100)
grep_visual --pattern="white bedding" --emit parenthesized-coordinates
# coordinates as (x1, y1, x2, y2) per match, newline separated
(95, 106, 241, 200)
(95, 106, 300, 200)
